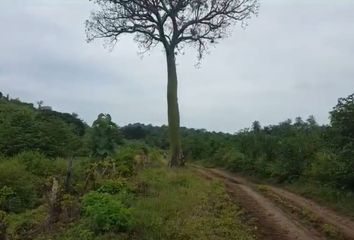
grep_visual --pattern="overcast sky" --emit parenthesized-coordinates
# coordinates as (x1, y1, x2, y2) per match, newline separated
(1, 0, 353, 133)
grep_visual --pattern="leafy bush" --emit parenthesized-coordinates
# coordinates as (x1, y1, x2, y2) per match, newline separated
(55, 223, 95, 240)
(306, 152, 339, 183)
(224, 149, 252, 172)
(337, 146, 354, 189)
(212, 148, 253, 172)
(305, 149, 354, 189)
(15, 151, 66, 177)
(6, 206, 47, 240)
(61, 194, 80, 222)
(81, 192, 133, 233)
(112, 145, 152, 176)
(0, 160, 39, 212)
(148, 148, 164, 166)
(96, 179, 128, 195)
(0, 186, 15, 211)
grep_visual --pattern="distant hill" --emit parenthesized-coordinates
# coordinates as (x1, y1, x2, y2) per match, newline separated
(0, 95, 88, 157)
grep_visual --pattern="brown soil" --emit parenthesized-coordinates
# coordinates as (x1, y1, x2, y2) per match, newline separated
(195, 167, 354, 240)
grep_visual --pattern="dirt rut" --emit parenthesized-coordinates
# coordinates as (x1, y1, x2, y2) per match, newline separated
(208, 168, 354, 240)
(196, 167, 354, 240)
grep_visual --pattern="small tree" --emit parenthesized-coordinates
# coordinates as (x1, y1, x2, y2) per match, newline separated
(86, 0, 259, 166)
(91, 113, 122, 158)
(330, 93, 354, 141)
(37, 100, 44, 109)
(252, 120, 261, 132)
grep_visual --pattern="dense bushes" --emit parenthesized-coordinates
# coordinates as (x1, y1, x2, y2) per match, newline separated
(0, 159, 39, 213)
(81, 192, 133, 233)
(16, 151, 67, 177)
(0, 99, 85, 157)
(6, 206, 47, 240)
(0, 145, 149, 239)
(183, 93, 354, 193)
(0, 152, 86, 214)
(96, 179, 128, 195)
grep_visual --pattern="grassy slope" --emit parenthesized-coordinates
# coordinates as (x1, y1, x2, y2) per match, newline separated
(33, 165, 254, 240)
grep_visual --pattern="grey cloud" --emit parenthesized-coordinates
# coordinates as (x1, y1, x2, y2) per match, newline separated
(1, 0, 354, 132)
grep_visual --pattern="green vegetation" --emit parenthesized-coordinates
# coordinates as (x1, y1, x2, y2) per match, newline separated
(0, 99, 83, 157)
(81, 191, 133, 233)
(86, 0, 258, 166)
(0, 94, 254, 239)
(91, 113, 123, 158)
(1, 90, 354, 238)
(0, 148, 253, 240)
(121, 93, 354, 216)
(133, 168, 254, 240)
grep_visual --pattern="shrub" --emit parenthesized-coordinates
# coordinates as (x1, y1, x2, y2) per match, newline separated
(57, 223, 95, 240)
(113, 147, 138, 177)
(96, 179, 128, 195)
(16, 151, 67, 177)
(96, 179, 135, 208)
(267, 138, 312, 183)
(0, 186, 15, 211)
(148, 148, 164, 166)
(217, 148, 252, 172)
(61, 194, 80, 222)
(306, 152, 339, 183)
(306, 149, 354, 190)
(6, 206, 47, 240)
(81, 192, 133, 233)
(0, 160, 39, 212)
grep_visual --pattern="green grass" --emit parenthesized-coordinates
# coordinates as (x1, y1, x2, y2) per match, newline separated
(131, 167, 254, 240)
(30, 165, 254, 240)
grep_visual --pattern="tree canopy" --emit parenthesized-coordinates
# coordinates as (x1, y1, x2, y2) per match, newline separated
(91, 113, 123, 158)
(86, 0, 259, 58)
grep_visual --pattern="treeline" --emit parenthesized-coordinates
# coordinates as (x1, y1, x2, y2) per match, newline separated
(0, 96, 86, 157)
(1, 91, 353, 196)
(0, 95, 126, 159)
(206, 93, 354, 192)
(122, 93, 354, 193)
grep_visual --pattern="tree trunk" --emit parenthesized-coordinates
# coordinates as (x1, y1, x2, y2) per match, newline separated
(166, 50, 184, 167)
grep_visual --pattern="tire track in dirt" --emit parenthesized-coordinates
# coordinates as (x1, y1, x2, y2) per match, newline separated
(195, 167, 323, 240)
(208, 168, 354, 240)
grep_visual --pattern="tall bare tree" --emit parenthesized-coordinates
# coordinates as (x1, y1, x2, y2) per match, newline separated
(86, 0, 259, 167)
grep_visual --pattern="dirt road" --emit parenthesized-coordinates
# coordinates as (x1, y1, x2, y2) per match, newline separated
(195, 167, 354, 240)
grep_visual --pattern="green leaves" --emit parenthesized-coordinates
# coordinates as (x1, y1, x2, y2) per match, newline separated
(330, 93, 354, 141)
(91, 114, 123, 158)
(0, 99, 85, 157)
(81, 192, 133, 233)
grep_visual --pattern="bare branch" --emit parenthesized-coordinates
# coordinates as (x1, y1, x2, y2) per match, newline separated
(86, 0, 259, 59)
